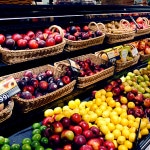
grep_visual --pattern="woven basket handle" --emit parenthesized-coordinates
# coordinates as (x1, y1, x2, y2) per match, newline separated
(49, 25, 64, 38)
(88, 21, 100, 31)
(97, 22, 106, 33)
(55, 61, 70, 73)
(119, 19, 131, 30)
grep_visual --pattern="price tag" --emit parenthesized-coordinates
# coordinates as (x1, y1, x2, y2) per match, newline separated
(0, 76, 20, 103)
(120, 49, 128, 61)
(131, 47, 138, 57)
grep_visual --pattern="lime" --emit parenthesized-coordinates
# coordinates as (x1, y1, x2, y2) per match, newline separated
(22, 144, 32, 150)
(32, 129, 41, 135)
(35, 145, 44, 150)
(32, 134, 41, 141)
(32, 122, 41, 129)
(40, 137, 49, 145)
(11, 143, 20, 150)
(45, 148, 53, 150)
(22, 138, 32, 145)
(31, 141, 41, 149)
(0, 136, 5, 145)
(1, 144, 11, 150)
(4, 138, 10, 145)
(40, 125, 47, 131)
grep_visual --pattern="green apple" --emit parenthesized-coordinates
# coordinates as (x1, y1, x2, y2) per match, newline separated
(133, 69, 141, 75)
(143, 93, 150, 98)
(139, 82, 147, 88)
(143, 74, 149, 81)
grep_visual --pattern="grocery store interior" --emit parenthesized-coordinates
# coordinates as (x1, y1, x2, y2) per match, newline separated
(0, 0, 150, 150)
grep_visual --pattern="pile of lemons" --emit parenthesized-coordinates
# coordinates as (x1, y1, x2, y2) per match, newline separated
(44, 89, 150, 150)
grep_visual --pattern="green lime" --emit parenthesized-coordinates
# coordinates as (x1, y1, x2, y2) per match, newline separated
(32, 123, 41, 129)
(1, 144, 11, 150)
(40, 125, 47, 131)
(45, 148, 53, 150)
(0, 136, 5, 145)
(40, 137, 49, 145)
(32, 129, 41, 135)
(32, 134, 41, 141)
(22, 144, 32, 150)
(11, 143, 20, 150)
(4, 138, 10, 144)
(22, 138, 32, 145)
(35, 145, 44, 150)
(31, 141, 41, 149)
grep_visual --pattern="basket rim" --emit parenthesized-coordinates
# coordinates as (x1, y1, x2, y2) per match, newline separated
(0, 39, 66, 53)
(106, 30, 135, 36)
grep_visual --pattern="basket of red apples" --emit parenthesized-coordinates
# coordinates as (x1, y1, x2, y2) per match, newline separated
(0, 25, 66, 64)
(63, 22, 105, 51)
(2, 64, 76, 113)
(130, 17, 150, 37)
(0, 100, 14, 123)
(54, 54, 115, 88)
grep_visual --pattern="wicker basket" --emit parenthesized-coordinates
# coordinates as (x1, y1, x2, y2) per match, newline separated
(64, 22, 105, 51)
(140, 53, 150, 61)
(2, 64, 76, 113)
(0, 100, 14, 123)
(54, 54, 115, 88)
(0, 0, 32, 4)
(0, 25, 66, 64)
(135, 17, 150, 37)
(103, 19, 135, 44)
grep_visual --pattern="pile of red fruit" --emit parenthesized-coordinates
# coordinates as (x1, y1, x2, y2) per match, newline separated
(42, 113, 115, 150)
(0, 27, 63, 50)
(74, 58, 107, 77)
(63, 25, 103, 41)
(16, 69, 72, 99)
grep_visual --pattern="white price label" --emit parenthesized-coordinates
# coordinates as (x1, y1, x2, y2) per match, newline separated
(131, 48, 138, 57)
(121, 49, 128, 59)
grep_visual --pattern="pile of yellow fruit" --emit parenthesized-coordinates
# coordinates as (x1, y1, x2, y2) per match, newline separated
(44, 89, 150, 150)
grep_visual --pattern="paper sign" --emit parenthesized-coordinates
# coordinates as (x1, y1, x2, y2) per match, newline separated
(131, 47, 138, 57)
(0, 76, 20, 103)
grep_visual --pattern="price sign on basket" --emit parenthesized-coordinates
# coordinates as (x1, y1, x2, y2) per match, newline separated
(0, 76, 20, 103)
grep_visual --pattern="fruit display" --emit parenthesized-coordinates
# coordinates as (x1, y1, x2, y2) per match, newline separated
(0, 27, 63, 50)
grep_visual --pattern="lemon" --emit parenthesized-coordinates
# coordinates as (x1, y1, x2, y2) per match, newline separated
(112, 129, 121, 139)
(95, 109, 102, 117)
(138, 133, 142, 139)
(100, 125, 110, 135)
(68, 100, 77, 109)
(114, 107, 122, 115)
(85, 101, 93, 108)
(95, 91, 102, 99)
(129, 127, 136, 133)
(72, 108, 79, 114)
(54, 107, 62, 115)
(132, 122, 139, 129)
(108, 99, 116, 107)
(142, 118, 149, 124)
(107, 106, 113, 111)
(115, 102, 121, 107)
(113, 140, 118, 149)
(127, 115, 135, 121)
(128, 120, 134, 128)
(101, 95, 106, 102)
(101, 102, 108, 107)
(102, 110, 110, 118)
(44, 109, 54, 117)
(99, 105, 107, 112)
(105, 133, 114, 141)
(82, 114, 90, 122)
(118, 145, 128, 150)
(140, 128, 149, 136)
(100, 89, 106, 95)
(120, 112, 128, 118)
(110, 115, 119, 125)
(90, 104, 98, 112)
(108, 123, 115, 132)
(79, 109, 86, 115)
(129, 133, 136, 142)
(103, 118, 110, 124)
(120, 118, 128, 126)
(135, 117, 141, 123)
(106, 97, 113, 103)
(110, 111, 118, 118)
(147, 123, 150, 129)
(124, 85, 132, 92)
(97, 119, 106, 128)
(74, 98, 81, 106)
(89, 113, 98, 122)
(116, 124, 123, 131)
(62, 110, 71, 118)
(120, 96, 128, 104)
(54, 114, 64, 121)
(106, 92, 113, 97)
(62, 105, 70, 111)
(122, 129, 130, 139)
(140, 120, 147, 130)
(117, 136, 126, 145)
(95, 98, 102, 106)
(127, 102, 135, 109)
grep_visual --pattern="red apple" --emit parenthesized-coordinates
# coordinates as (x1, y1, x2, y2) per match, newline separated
(99, 146, 107, 150)
(68, 35, 76, 41)
(54, 34, 62, 44)
(20, 91, 32, 99)
(24, 70, 33, 78)
(52, 121, 63, 134)
(145, 46, 150, 54)
(63, 144, 72, 150)
(144, 98, 150, 107)
(12, 33, 22, 42)
(36, 33, 44, 40)
(42, 116, 54, 127)
(79, 120, 89, 131)
(39, 81, 48, 91)
(127, 92, 135, 101)
(26, 31, 35, 39)
(38, 40, 46, 48)
(104, 84, 113, 92)
(61, 130, 74, 141)
(23, 35, 30, 41)
(89, 126, 100, 138)
(49, 134, 61, 147)
(82, 130, 94, 140)
(79, 70, 86, 77)
(83, 25, 89, 32)
(61, 76, 71, 84)
(74, 135, 86, 147)
(87, 138, 101, 150)
(119, 84, 124, 92)
(30, 78, 39, 88)
(138, 40, 146, 51)
(5, 38, 15, 49)
(110, 80, 118, 88)
(28, 39, 38, 49)
(45, 70, 53, 77)
(60, 117, 71, 129)
(136, 17, 143, 24)
(46, 37, 55, 46)
(23, 85, 34, 94)
(112, 87, 121, 96)
(131, 88, 138, 96)
(134, 93, 144, 103)
(103, 141, 115, 150)
(70, 113, 82, 124)
(79, 145, 93, 150)
(44, 28, 52, 35)
(73, 125, 82, 135)
(0, 34, 5, 45)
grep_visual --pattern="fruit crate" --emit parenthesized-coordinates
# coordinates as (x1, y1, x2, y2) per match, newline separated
(0, 25, 66, 64)
(102, 19, 135, 44)
(64, 22, 105, 51)
(0, 100, 14, 123)
(1, 64, 76, 113)
(0, 0, 33, 4)
(54, 54, 115, 88)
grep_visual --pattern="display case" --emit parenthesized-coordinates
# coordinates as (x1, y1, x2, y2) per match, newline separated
(0, 4, 150, 150)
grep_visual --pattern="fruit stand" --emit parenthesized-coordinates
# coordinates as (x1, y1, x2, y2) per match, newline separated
(0, 4, 150, 150)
